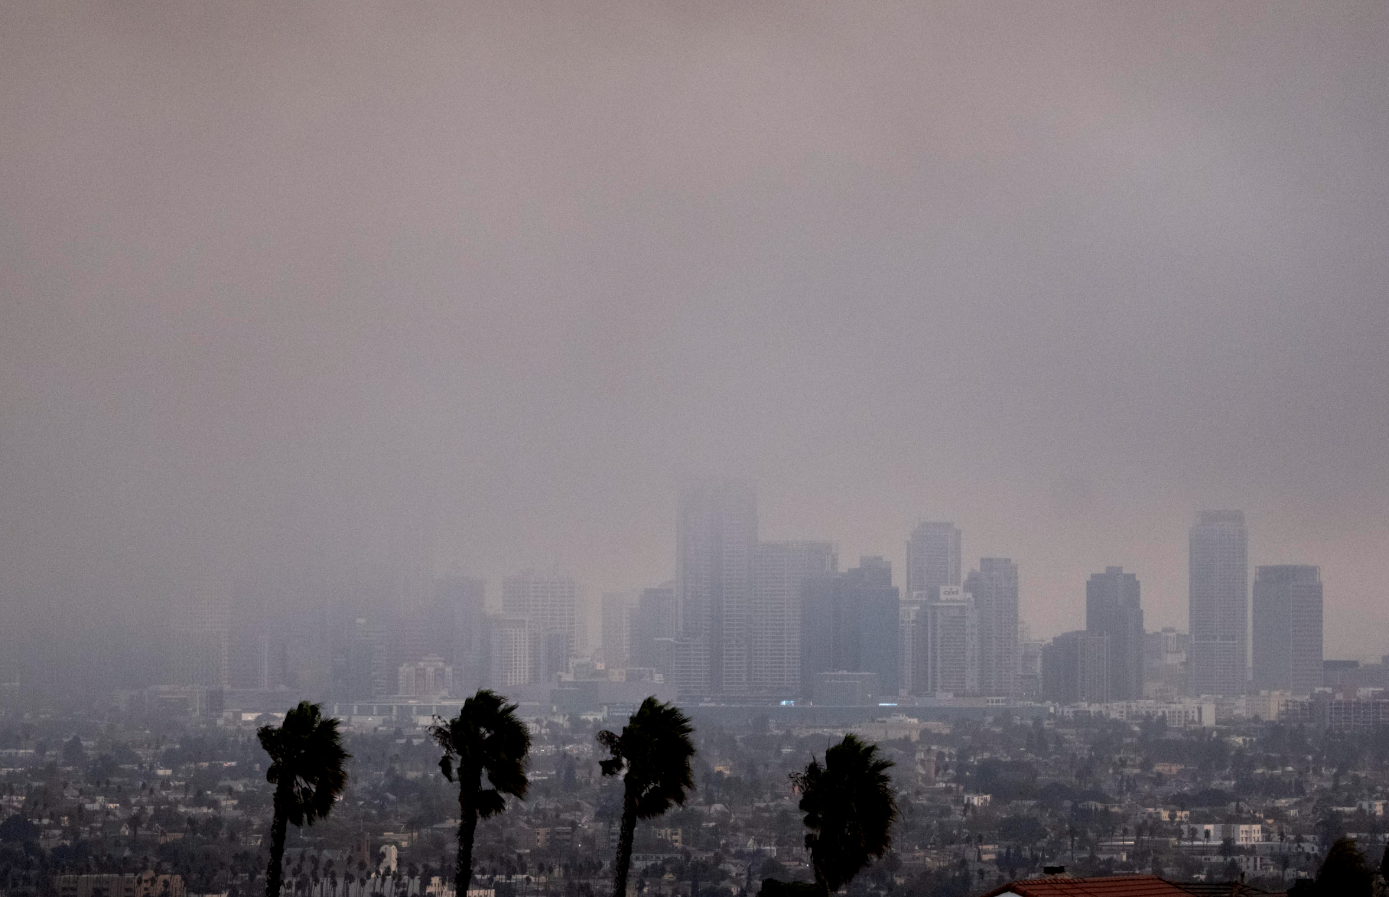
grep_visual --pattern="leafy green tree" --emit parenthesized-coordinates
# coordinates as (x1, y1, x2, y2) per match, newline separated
(429, 690, 531, 897)
(258, 702, 350, 897)
(1315, 837, 1373, 897)
(790, 734, 899, 894)
(598, 697, 696, 897)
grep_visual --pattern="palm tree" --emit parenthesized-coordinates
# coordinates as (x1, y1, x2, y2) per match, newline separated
(429, 689, 531, 897)
(790, 734, 899, 894)
(258, 702, 351, 897)
(597, 696, 696, 897)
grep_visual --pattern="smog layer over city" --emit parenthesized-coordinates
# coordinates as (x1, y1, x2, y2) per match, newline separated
(2, 5, 1388, 897)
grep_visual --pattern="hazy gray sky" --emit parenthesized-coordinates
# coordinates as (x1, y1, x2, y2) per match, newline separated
(3, 3, 1387, 663)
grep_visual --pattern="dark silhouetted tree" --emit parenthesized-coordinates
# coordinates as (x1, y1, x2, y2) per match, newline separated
(1315, 837, 1373, 897)
(429, 689, 531, 897)
(598, 697, 695, 897)
(258, 702, 350, 897)
(790, 734, 898, 894)
(62, 735, 84, 766)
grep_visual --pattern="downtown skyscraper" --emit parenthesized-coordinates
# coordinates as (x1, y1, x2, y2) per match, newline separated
(1086, 566, 1144, 700)
(1189, 510, 1249, 697)
(800, 557, 900, 698)
(919, 586, 978, 696)
(750, 540, 837, 694)
(965, 557, 1019, 699)
(675, 480, 757, 695)
(906, 521, 962, 597)
(502, 570, 579, 684)
(1042, 630, 1111, 703)
(902, 521, 965, 697)
(1253, 564, 1323, 694)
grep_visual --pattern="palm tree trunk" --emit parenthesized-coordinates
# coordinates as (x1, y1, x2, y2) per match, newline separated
(266, 794, 290, 897)
(455, 779, 479, 897)
(610, 792, 638, 897)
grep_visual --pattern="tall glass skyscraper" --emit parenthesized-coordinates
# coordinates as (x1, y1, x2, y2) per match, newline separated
(749, 540, 837, 693)
(501, 570, 579, 683)
(921, 585, 978, 696)
(799, 557, 900, 698)
(1253, 564, 1323, 695)
(965, 557, 1019, 699)
(675, 480, 757, 695)
(902, 521, 963, 696)
(906, 521, 962, 598)
(1086, 566, 1144, 701)
(1189, 510, 1249, 696)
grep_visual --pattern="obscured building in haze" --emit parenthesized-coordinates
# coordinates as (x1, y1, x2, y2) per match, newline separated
(1189, 511, 1248, 696)
(966, 558, 1019, 699)
(630, 584, 676, 671)
(906, 522, 962, 597)
(801, 557, 900, 698)
(749, 540, 837, 694)
(812, 670, 880, 706)
(502, 570, 579, 683)
(1253, 564, 1323, 694)
(434, 575, 486, 693)
(1042, 630, 1109, 703)
(1086, 566, 1144, 700)
(397, 654, 452, 696)
(487, 617, 533, 688)
(899, 599, 925, 696)
(1019, 632, 1044, 699)
(675, 481, 757, 695)
(600, 591, 635, 670)
(1144, 627, 1190, 697)
(921, 586, 979, 695)
(169, 599, 230, 689)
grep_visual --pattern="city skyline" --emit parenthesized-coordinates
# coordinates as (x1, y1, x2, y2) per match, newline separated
(5, 5, 1389, 692)
(9, 485, 1362, 701)
(129, 487, 1352, 704)
(3, 5, 1387, 894)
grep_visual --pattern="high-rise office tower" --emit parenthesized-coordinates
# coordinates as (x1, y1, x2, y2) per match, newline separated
(1144, 628, 1190, 675)
(229, 597, 291, 691)
(899, 601, 924, 696)
(965, 558, 1020, 699)
(600, 591, 636, 670)
(1019, 635, 1045, 700)
(486, 617, 533, 688)
(386, 612, 444, 677)
(433, 576, 486, 694)
(906, 522, 962, 598)
(921, 586, 979, 695)
(1042, 631, 1110, 703)
(1144, 627, 1190, 697)
(749, 541, 837, 693)
(169, 598, 231, 689)
(675, 480, 757, 695)
(344, 617, 389, 699)
(502, 570, 579, 683)
(1253, 565, 1323, 694)
(630, 584, 677, 670)
(800, 557, 900, 698)
(1086, 567, 1144, 700)
(1189, 511, 1249, 696)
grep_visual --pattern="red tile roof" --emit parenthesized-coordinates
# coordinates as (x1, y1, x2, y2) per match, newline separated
(979, 876, 1284, 897)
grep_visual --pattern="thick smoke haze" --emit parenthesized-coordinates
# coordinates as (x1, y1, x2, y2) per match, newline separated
(2, 3, 1387, 687)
